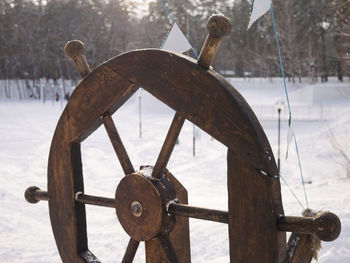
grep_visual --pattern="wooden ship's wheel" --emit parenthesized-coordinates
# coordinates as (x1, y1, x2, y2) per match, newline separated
(25, 15, 341, 263)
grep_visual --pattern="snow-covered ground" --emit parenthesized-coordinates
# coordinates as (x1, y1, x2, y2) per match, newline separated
(0, 78, 349, 262)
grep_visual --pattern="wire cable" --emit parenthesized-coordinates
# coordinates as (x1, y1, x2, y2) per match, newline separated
(270, 4, 309, 208)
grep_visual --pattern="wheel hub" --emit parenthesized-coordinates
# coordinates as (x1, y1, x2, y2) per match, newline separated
(130, 201, 143, 217)
(115, 166, 177, 241)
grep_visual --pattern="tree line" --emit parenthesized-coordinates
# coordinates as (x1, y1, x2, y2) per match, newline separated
(0, 0, 349, 82)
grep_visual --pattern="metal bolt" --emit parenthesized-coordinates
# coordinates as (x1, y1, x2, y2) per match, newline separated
(131, 201, 143, 217)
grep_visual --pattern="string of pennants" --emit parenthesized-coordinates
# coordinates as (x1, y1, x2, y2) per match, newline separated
(158, 0, 308, 208)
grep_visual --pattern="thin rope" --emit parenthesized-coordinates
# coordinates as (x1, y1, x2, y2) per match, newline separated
(191, 46, 199, 59)
(293, 135, 309, 208)
(270, 4, 309, 208)
(270, 5, 291, 114)
(280, 174, 305, 210)
(157, 0, 175, 24)
(157, 0, 199, 58)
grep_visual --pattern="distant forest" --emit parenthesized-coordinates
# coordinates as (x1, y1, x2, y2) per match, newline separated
(0, 0, 349, 82)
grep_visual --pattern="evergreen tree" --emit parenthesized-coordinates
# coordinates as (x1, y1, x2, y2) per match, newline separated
(0, 0, 348, 81)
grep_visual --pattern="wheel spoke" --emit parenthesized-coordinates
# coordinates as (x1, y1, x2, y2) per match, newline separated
(102, 114, 135, 175)
(122, 238, 140, 263)
(75, 192, 116, 208)
(152, 113, 185, 178)
(157, 234, 180, 263)
(168, 203, 228, 224)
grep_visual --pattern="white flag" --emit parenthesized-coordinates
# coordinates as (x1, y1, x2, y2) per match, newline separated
(162, 22, 192, 54)
(248, 0, 271, 29)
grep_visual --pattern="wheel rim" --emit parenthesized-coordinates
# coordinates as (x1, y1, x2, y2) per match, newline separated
(48, 49, 285, 262)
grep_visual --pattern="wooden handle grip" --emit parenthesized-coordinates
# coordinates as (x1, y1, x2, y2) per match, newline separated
(64, 40, 91, 78)
(197, 14, 232, 69)
(278, 212, 341, 241)
(25, 186, 49, 203)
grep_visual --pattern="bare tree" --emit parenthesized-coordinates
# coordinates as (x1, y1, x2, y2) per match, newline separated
(324, 120, 350, 178)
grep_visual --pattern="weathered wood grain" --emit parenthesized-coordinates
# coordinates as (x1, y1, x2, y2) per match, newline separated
(283, 233, 314, 263)
(102, 114, 135, 175)
(156, 234, 180, 263)
(227, 150, 285, 262)
(115, 172, 165, 241)
(47, 48, 280, 262)
(146, 170, 191, 263)
(75, 193, 116, 208)
(168, 203, 228, 224)
(64, 40, 91, 78)
(197, 14, 231, 69)
(58, 49, 275, 172)
(152, 113, 185, 179)
(122, 238, 140, 263)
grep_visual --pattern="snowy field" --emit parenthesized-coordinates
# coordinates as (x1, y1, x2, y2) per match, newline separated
(1, 78, 349, 262)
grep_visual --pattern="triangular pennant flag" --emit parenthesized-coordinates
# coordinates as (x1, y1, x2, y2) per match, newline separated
(162, 22, 192, 54)
(286, 117, 294, 159)
(248, 0, 272, 29)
